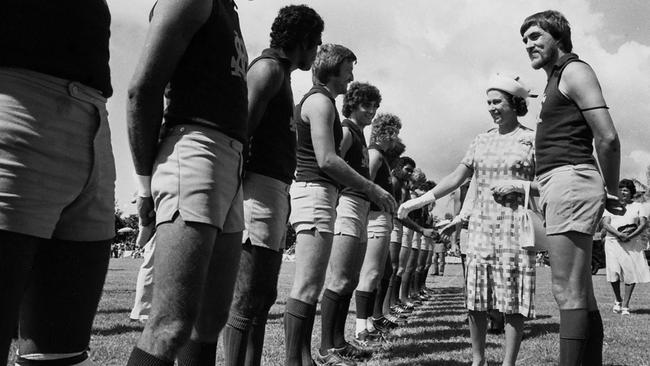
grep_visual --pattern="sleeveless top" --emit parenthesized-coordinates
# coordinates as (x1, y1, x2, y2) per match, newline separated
(369, 144, 391, 211)
(295, 84, 343, 187)
(164, 0, 248, 144)
(245, 48, 296, 184)
(340, 119, 370, 200)
(0, 0, 112, 96)
(536, 53, 596, 175)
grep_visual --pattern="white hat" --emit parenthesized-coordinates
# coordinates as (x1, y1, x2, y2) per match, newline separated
(487, 73, 537, 99)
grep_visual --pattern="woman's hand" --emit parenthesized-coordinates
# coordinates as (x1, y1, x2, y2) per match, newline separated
(397, 196, 428, 219)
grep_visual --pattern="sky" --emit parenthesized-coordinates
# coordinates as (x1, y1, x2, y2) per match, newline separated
(106, 0, 650, 215)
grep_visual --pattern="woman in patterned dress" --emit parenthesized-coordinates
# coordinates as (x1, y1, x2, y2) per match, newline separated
(398, 74, 537, 366)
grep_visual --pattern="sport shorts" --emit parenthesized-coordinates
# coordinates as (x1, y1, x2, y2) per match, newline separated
(0, 68, 115, 241)
(152, 124, 244, 233)
(390, 219, 403, 244)
(401, 226, 414, 249)
(411, 232, 422, 250)
(537, 164, 605, 236)
(334, 194, 370, 242)
(289, 181, 338, 234)
(367, 211, 393, 239)
(242, 172, 290, 252)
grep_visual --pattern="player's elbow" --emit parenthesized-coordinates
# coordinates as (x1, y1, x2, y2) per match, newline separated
(597, 131, 620, 152)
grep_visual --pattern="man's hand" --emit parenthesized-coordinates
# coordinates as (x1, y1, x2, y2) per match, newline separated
(490, 180, 526, 199)
(137, 196, 156, 226)
(136, 222, 155, 249)
(421, 228, 435, 238)
(367, 183, 397, 213)
(605, 193, 626, 216)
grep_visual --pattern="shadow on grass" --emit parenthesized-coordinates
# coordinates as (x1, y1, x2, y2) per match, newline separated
(93, 323, 143, 336)
(386, 359, 468, 366)
(96, 307, 131, 315)
(523, 321, 559, 340)
(632, 308, 650, 315)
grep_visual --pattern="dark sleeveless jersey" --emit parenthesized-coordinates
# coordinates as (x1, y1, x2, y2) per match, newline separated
(369, 144, 391, 211)
(0, 0, 112, 96)
(536, 53, 596, 175)
(295, 84, 343, 187)
(340, 119, 370, 200)
(163, 0, 248, 144)
(245, 48, 295, 184)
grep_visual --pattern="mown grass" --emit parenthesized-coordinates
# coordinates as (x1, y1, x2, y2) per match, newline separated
(8, 258, 650, 365)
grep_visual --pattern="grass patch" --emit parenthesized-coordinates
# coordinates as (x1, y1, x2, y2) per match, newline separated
(8, 259, 650, 365)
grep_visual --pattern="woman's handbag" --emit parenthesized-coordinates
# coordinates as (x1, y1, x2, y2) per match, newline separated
(519, 181, 547, 251)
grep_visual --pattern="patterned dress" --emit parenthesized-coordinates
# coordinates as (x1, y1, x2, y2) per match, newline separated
(461, 124, 536, 317)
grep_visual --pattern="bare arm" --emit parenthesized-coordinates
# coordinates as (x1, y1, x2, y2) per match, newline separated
(367, 148, 383, 181)
(560, 62, 620, 195)
(127, 0, 211, 224)
(246, 59, 284, 136)
(303, 94, 396, 212)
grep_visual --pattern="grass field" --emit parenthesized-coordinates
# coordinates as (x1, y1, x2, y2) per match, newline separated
(8, 258, 650, 366)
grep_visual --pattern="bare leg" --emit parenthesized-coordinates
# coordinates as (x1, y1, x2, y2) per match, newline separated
(468, 310, 487, 366)
(622, 283, 636, 309)
(135, 216, 219, 361)
(609, 280, 622, 303)
(502, 314, 524, 366)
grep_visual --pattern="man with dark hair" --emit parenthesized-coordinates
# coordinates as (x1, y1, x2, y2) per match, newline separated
(321, 82, 382, 356)
(521, 10, 622, 366)
(222, 6, 323, 366)
(284, 44, 395, 366)
(0, 2, 115, 365)
(125, 0, 249, 365)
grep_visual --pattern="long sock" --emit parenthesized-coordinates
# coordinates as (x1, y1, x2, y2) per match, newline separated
(245, 316, 267, 366)
(390, 275, 402, 306)
(285, 297, 314, 366)
(320, 289, 342, 352)
(223, 313, 252, 366)
(582, 310, 604, 366)
(355, 290, 374, 334)
(559, 309, 589, 366)
(126, 347, 174, 366)
(374, 277, 390, 318)
(302, 303, 317, 366)
(176, 340, 217, 366)
(333, 292, 352, 348)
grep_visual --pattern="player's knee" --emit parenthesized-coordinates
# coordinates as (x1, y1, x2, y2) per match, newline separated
(149, 317, 194, 351)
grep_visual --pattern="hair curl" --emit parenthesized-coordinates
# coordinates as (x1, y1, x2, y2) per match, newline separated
(342, 82, 382, 118)
(312, 44, 357, 84)
(410, 168, 427, 189)
(270, 5, 324, 51)
(487, 89, 528, 116)
(370, 113, 401, 146)
(385, 139, 405, 168)
(418, 180, 436, 192)
(619, 179, 636, 196)
(520, 10, 573, 53)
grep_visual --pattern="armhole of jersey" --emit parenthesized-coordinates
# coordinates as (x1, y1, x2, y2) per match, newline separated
(556, 59, 587, 107)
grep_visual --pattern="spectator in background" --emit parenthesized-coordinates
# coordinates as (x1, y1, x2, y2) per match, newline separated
(602, 179, 650, 315)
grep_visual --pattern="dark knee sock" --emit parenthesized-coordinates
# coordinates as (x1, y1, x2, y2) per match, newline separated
(355, 290, 374, 320)
(320, 289, 342, 351)
(176, 340, 217, 366)
(559, 309, 589, 366)
(126, 347, 174, 366)
(391, 275, 402, 305)
(302, 304, 317, 365)
(223, 313, 252, 366)
(399, 273, 411, 302)
(333, 292, 352, 348)
(374, 277, 390, 318)
(582, 310, 604, 366)
(285, 297, 315, 366)
(245, 316, 267, 366)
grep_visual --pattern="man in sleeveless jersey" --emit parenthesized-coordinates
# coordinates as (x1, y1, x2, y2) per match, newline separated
(222, 6, 324, 366)
(319, 82, 382, 358)
(521, 10, 622, 366)
(284, 44, 396, 366)
(126, 0, 249, 365)
(0, 2, 115, 365)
